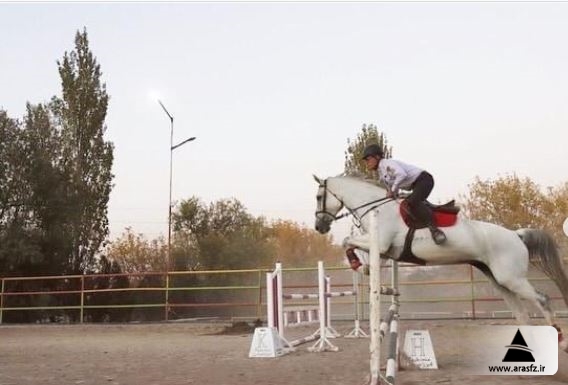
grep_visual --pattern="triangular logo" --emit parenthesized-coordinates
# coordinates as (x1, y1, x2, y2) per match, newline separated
(502, 329, 535, 362)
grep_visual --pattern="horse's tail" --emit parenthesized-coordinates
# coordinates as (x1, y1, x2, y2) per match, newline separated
(516, 228, 568, 308)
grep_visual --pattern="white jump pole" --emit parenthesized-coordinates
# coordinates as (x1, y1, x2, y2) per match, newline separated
(308, 261, 339, 352)
(346, 267, 369, 338)
(275, 262, 285, 339)
(266, 263, 294, 351)
(324, 267, 340, 338)
(266, 271, 275, 329)
(369, 210, 381, 385)
(367, 211, 400, 385)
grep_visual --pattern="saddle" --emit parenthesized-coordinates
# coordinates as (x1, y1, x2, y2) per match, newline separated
(400, 199, 460, 229)
(398, 199, 460, 265)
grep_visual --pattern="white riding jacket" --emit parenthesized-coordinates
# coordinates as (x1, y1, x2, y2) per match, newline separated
(378, 159, 423, 195)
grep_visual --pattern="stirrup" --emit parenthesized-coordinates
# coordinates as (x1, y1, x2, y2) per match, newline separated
(430, 227, 447, 245)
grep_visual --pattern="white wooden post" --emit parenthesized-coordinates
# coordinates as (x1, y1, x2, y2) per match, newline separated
(267, 271, 275, 328)
(369, 211, 381, 385)
(275, 262, 284, 338)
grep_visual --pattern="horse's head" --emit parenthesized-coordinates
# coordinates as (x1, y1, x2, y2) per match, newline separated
(313, 175, 344, 234)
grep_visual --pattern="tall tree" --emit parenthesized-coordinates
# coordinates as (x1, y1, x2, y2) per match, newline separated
(344, 123, 392, 176)
(51, 29, 114, 273)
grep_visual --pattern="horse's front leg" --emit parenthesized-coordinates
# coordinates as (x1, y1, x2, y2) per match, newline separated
(342, 233, 370, 251)
(343, 232, 394, 272)
(342, 233, 369, 272)
(344, 247, 363, 271)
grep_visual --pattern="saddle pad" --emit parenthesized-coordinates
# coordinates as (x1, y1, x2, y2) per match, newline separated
(433, 211, 458, 227)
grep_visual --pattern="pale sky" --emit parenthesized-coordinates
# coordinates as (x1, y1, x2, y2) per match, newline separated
(1, 2, 568, 244)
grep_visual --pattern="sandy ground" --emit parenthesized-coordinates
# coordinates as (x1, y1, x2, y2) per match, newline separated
(0, 320, 567, 385)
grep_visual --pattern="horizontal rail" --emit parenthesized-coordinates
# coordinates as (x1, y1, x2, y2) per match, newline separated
(1, 290, 82, 296)
(169, 302, 258, 308)
(1, 264, 563, 325)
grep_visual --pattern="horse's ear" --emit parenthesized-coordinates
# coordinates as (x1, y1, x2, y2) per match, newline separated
(313, 174, 322, 184)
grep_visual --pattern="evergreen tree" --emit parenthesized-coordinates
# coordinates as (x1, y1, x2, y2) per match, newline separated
(51, 29, 114, 273)
(344, 123, 392, 177)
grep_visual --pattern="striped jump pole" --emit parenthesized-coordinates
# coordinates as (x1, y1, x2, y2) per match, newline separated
(369, 210, 400, 385)
(387, 258, 400, 384)
(369, 211, 382, 385)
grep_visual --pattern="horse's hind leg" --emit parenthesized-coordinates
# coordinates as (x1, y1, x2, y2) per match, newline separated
(491, 266, 554, 325)
(491, 272, 568, 350)
(485, 248, 555, 325)
(510, 279, 554, 325)
(474, 263, 530, 323)
(487, 259, 568, 351)
(491, 278, 529, 324)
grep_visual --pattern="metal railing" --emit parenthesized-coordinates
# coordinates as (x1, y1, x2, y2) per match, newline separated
(0, 264, 564, 324)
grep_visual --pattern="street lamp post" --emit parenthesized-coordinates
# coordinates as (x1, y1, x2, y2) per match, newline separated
(158, 99, 196, 321)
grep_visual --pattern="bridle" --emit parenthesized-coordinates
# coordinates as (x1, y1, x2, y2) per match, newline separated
(315, 179, 394, 227)
(315, 179, 340, 221)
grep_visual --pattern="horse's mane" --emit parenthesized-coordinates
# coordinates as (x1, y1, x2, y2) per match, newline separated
(337, 171, 385, 189)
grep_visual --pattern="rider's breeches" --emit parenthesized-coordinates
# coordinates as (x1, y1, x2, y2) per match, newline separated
(406, 171, 435, 224)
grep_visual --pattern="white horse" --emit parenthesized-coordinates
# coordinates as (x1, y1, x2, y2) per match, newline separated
(313, 174, 568, 350)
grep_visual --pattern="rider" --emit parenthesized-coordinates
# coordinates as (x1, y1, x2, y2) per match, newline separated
(361, 143, 447, 245)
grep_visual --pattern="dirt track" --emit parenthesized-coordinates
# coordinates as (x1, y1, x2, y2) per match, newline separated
(0, 320, 567, 385)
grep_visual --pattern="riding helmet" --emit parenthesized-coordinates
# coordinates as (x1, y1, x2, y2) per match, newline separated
(361, 144, 384, 159)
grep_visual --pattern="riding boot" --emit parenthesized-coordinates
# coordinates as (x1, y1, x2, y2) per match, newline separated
(414, 202, 447, 245)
